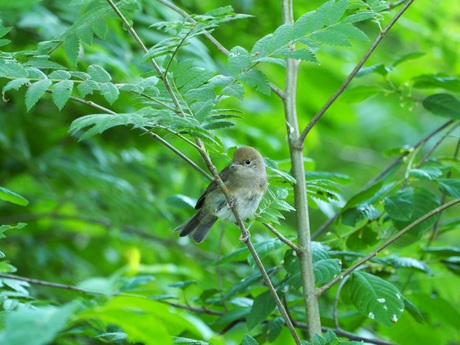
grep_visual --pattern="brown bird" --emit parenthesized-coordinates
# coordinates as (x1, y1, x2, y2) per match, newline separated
(174, 146, 268, 243)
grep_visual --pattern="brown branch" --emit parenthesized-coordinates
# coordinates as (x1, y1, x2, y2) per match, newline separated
(299, 0, 416, 143)
(316, 198, 460, 296)
(263, 222, 299, 252)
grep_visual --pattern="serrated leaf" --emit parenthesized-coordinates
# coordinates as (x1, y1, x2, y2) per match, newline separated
(423, 93, 460, 119)
(25, 79, 52, 111)
(284, 48, 318, 63)
(69, 113, 146, 141)
(63, 33, 80, 65)
(0, 60, 28, 78)
(0, 186, 29, 206)
(228, 46, 251, 75)
(202, 121, 235, 130)
(2, 78, 29, 94)
(342, 11, 377, 23)
(100, 83, 119, 104)
(221, 83, 245, 100)
(48, 70, 71, 80)
(239, 69, 271, 95)
(247, 290, 276, 330)
(348, 271, 404, 327)
(88, 65, 111, 83)
(292, 11, 323, 39)
(77, 80, 100, 97)
(76, 24, 93, 45)
(52, 80, 74, 110)
(91, 18, 108, 39)
(322, 0, 348, 26)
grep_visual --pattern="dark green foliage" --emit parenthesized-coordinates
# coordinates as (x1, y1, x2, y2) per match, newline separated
(1, 0, 460, 345)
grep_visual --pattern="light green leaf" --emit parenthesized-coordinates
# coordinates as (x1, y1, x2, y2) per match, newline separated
(0, 186, 29, 206)
(48, 70, 71, 80)
(341, 85, 382, 103)
(247, 290, 276, 330)
(348, 271, 404, 328)
(342, 11, 377, 24)
(239, 69, 271, 95)
(69, 113, 146, 141)
(91, 18, 108, 39)
(2, 78, 29, 94)
(52, 80, 74, 110)
(77, 80, 100, 97)
(228, 46, 251, 75)
(221, 83, 245, 99)
(0, 303, 77, 345)
(25, 79, 52, 111)
(88, 65, 111, 83)
(100, 82, 119, 104)
(63, 33, 80, 65)
(423, 93, 460, 119)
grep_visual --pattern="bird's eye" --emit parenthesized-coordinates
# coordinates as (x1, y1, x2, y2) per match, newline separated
(245, 159, 251, 165)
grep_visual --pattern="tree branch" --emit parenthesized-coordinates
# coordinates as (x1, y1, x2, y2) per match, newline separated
(263, 223, 299, 252)
(299, 0, 415, 143)
(312, 119, 455, 240)
(316, 198, 460, 296)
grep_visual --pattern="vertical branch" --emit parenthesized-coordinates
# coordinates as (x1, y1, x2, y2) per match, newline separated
(282, 0, 322, 339)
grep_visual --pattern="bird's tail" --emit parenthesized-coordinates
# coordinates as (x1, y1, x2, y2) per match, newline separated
(174, 212, 217, 243)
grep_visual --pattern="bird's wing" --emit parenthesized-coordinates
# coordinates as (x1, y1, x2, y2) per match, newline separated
(195, 165, 231, 210)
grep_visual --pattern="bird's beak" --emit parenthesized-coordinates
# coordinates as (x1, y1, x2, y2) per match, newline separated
(230, 162, 241, 169)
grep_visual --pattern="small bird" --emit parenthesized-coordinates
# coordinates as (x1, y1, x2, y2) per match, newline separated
(174, 146, 268, 243)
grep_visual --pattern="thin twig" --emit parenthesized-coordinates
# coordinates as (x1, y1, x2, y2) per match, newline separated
(317, 198, 460, 296)
(154, 0, 285, 99)
(263, 223, 299, 252)
(0, 274, 223, 315)
(299, 0, 415, 143)
(312, 119, 455, 239)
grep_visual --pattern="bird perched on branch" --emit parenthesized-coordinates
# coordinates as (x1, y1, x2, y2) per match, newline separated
(174, 146, 268, 243)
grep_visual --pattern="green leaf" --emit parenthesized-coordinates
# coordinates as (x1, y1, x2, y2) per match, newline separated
(391, 188, 439, 242)
(69, 113, 146, 141)
(403, 296, 426, 324)
(0, 303, 77, 345)
(341, 85, 382, 103)
(322, 0, 348, 26)
(2, 78, 29, 94)
(100, 82, 119, 104)
(88, 65, 111, 83)
(387, 256, 432, 275)
(313, 258, 342, 285)
(228, 46, 251, 75)
(408, 166, 443, 180)
(422, 246, 460, 257)
(52, 80, 74, 110)
(356, 63, 390, 78)
(341, 205, 379, 226)
(242, 334, 259, 345)
(342, 11, 377, 24)
(384, 189, 413, 221)
(264, 317, 284, 342)
(0, 186, 29, 206)
(48, 70, 71, 80)
(91, 18, 108, 39)
(239, 69, 271, 95)
(392, 52, 426, 67)
(347, 271, 404, 327)
(423, 93, 460, 119)
(346, 225, 378, 250)
(77, 80, 100, 97)
(25, 79, 52, 111)
(63, 33, 80, 65)
(438, 179, 460, 198)
(412, 75, 460, 92)
(222, 83, 245, 100)
(247, 290, 276, 330)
